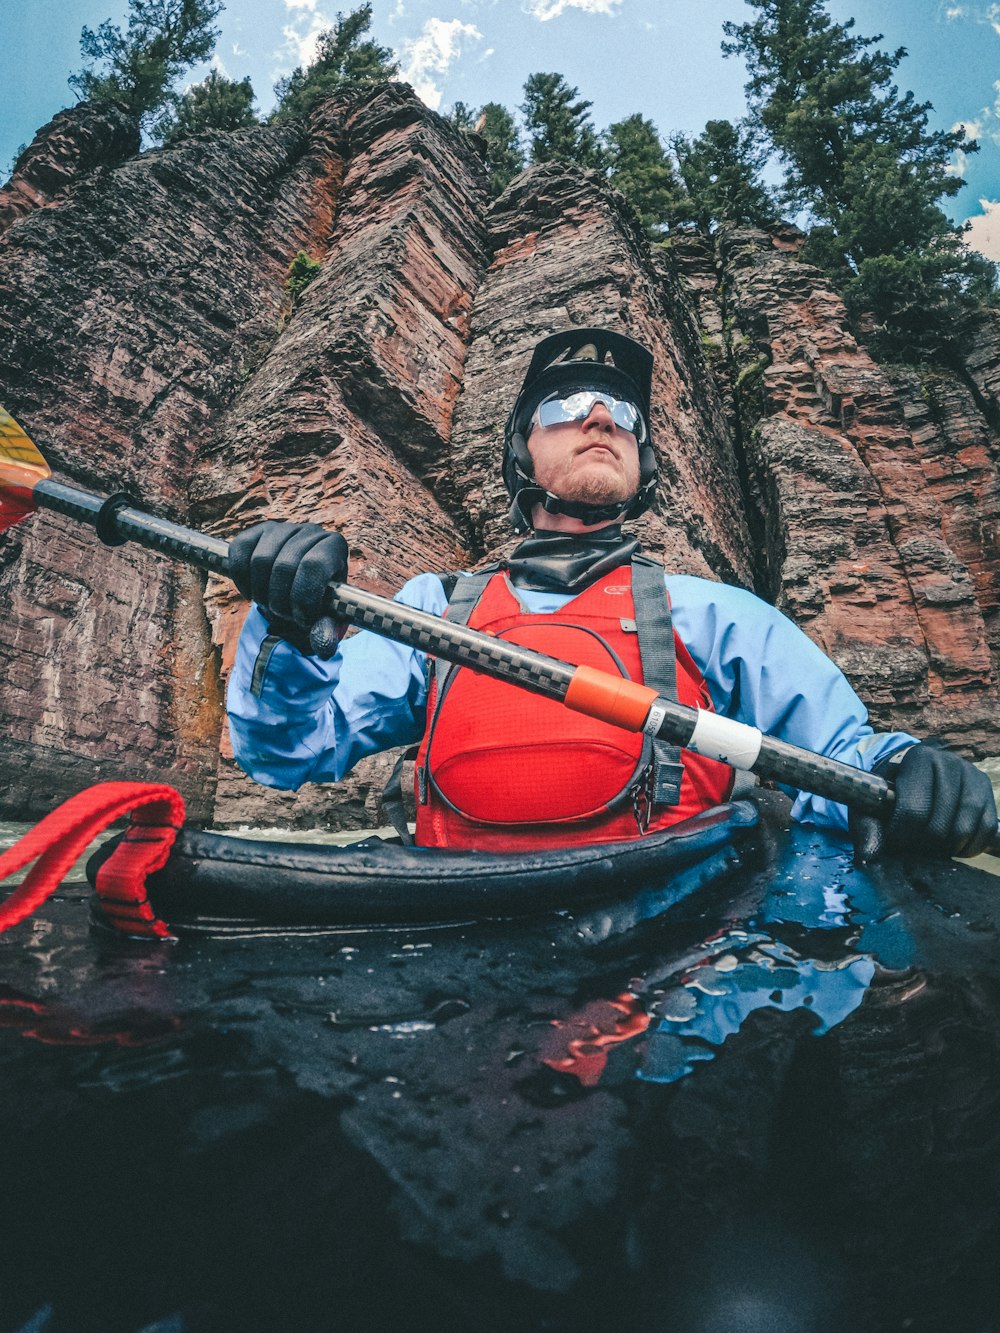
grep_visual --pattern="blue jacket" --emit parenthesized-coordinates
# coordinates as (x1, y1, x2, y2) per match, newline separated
(227, 571, 917, 832)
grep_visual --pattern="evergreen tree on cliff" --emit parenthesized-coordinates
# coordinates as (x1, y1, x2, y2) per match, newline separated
(521, 73, 603, 169)
(154, 69, 257, 144)
(449, 101, 525, 198)
(272, 4, 398, 122)
(723, 0, 997, 358)
(603, 114, 686, 236)
(671, 119, 777, 232)
(69, 0, 222, 129)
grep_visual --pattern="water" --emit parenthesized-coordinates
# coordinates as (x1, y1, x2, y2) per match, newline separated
(2, 800, 1000, 1332)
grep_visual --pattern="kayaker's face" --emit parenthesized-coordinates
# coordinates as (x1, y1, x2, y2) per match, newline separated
(527, 398, 641, 522)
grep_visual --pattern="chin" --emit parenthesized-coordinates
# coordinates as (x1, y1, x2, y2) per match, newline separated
(565, 478, 635, 506)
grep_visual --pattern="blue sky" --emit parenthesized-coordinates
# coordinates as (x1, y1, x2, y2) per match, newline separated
(3, 0, 1000, 258)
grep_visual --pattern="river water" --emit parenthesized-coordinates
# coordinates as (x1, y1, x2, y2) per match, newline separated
(2, 790, 1000, 1332)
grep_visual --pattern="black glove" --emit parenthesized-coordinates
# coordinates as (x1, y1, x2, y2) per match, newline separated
(229, 520, 348, 660)
(849, 739, 997, 864)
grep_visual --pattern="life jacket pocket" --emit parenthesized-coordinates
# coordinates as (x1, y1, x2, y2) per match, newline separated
(423, 622, 649, 827)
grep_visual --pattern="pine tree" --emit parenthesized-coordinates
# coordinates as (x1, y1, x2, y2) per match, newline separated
(449, 100, 525, 198)
(449, 101, 478, 132)
(69, 0, 222, 128)
(723, 0, 996, 357)
(521, 73, 603, 169)
(479, 103, 526, 197)
(670, 119, 776, 232)
(153, 69, 256, 144)
(603, 114, 686, 236)
(272, 4, 398, 122)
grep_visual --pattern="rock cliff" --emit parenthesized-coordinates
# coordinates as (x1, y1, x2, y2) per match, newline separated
(1, 84, 999, 826)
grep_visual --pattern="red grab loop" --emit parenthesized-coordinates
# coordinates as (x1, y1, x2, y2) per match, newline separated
(0, 782, 185, 940)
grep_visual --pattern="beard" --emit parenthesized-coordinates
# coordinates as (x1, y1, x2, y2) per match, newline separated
(535, 452, 640, 507)
(558, 470, 635, 505)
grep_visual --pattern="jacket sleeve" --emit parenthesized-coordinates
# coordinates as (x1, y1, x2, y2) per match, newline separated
(665, 575, 918, 831)
(226, 573, 448, 791)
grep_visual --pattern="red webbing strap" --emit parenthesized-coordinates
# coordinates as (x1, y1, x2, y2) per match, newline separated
(0, 782, 185, 940)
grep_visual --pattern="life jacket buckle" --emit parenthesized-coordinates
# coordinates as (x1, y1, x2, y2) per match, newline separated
(652, 755, 684, 806)
(631, 764, 656, 834)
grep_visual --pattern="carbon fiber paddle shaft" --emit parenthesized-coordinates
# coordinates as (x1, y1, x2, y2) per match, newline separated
(32, 478, 576, 699)
(31, 476, 902, 821)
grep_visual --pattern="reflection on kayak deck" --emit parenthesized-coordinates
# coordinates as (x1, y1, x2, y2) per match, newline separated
(1, 795, 999, 1332)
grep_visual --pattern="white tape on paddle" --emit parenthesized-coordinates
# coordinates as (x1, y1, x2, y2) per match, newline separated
(686, 711, 763, 771)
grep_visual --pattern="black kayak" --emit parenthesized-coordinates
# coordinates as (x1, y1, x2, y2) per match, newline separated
(85, 801, 759, 934)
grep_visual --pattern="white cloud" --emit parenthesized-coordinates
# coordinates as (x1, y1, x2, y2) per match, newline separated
(947, 118, 981, 175)
(524, 0, 624, 19)
(280, 10, 333, 68)
(275, 0, 329, 71)
(947, 3, 1000, 31)
(398, 18, 482, 110)
(964, 199, 1000, 261)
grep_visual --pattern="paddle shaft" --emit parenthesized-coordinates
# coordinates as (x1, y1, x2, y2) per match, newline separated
(27, 474, 910, 823)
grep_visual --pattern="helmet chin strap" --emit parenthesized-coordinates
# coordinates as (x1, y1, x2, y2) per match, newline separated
(539, 489, 632, 523)
(508, 483, 632, 534)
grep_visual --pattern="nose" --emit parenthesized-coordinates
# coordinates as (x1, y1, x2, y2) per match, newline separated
(584, 401, 614, 431)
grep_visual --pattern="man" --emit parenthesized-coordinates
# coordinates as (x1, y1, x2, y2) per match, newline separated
(227, 327, 996, 860)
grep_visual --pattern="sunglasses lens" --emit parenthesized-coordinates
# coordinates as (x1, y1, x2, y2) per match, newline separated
(535, 391, 644, 438)
(613, 400, 640, 432)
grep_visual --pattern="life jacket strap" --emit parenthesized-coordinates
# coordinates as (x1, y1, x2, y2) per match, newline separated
(630, 557, 683, 806)
(0, 782, 184, 940)
(413, 569, 497, 812)
(430, 569, 498, 695)
(381, 746, 420, 845)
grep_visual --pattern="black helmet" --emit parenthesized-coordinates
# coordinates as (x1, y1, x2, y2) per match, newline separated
(502, 327, 657, 532)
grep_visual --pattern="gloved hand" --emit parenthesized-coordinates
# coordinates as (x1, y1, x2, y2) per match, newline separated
(228, 520, 349, 659)
(849, 739, 997, 863)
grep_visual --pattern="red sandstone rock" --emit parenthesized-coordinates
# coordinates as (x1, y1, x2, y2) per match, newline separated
(450, 164, 753, 586)
(0, 101, 356, 819)
(713, 225, 997, 746)
(0, 103, 140, 236)
(2, 87, 1000, 827)
(191, 85, 490, 827)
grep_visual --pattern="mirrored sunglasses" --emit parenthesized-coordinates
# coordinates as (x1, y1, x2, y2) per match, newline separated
(532, 390, 646, 441)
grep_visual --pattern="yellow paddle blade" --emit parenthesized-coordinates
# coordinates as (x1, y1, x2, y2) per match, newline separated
(0, 407, 51, 532)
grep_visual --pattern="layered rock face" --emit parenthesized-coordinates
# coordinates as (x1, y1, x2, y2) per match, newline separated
(191, 86, 490, 827)
(1, 84, 999, 825)
(0, 103, 342, 820)
(0, 103, 140, 235)
(449, 165, 751, 585)
(709, 227, 1000, 745)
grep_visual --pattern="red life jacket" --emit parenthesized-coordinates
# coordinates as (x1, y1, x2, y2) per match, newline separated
(414, 563, 733, 850)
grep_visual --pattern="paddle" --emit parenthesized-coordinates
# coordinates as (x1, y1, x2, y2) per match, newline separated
(0, 406, 991, 843)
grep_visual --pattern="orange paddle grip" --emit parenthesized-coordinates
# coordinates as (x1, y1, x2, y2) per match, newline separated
(563, 665, 658, 730)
